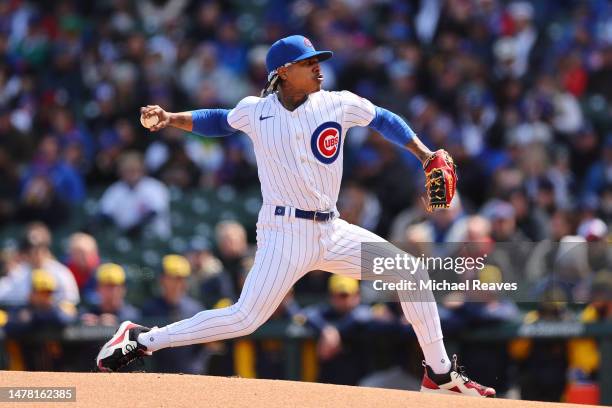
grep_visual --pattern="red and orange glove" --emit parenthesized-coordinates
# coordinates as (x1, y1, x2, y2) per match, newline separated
(422, 149, 457, 212)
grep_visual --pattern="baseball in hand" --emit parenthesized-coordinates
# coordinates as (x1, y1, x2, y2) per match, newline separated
(140, 114, 159, 128)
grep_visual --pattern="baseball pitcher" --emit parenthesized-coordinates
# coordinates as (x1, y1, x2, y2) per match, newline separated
(97, 35, 494, 397)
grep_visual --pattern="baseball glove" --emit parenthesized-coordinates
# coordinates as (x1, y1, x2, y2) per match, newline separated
(423, 149, 457, 212)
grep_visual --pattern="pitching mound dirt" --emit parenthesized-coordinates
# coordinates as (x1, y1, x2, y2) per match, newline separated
(0, 371, 595, 408)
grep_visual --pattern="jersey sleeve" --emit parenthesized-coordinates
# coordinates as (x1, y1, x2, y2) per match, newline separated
(339, 91, 376, 129)
(227, 96, 260, 136)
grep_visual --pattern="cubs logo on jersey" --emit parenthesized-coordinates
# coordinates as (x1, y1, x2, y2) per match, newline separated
(311, 121, 342, 164)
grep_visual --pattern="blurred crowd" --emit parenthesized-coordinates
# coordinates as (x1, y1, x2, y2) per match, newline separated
(0, 0, 610, 234)
(0, 0, 611, 404)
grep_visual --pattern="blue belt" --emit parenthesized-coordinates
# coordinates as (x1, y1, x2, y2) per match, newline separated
(274, 206, 335, 222)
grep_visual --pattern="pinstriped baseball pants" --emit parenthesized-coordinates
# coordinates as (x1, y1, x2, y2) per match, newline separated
(164, 205, 443, 348)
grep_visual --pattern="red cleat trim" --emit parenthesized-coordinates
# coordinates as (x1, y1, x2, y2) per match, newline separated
(464, 381, 494, 396)
(97, 360, 109, 372)
(108, 323, 137, 347)
(421, 373, 440, 390)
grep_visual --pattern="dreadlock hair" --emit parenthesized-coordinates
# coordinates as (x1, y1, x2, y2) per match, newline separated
(260, 71, 281, 97)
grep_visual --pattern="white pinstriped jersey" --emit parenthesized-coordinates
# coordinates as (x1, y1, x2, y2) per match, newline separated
(227, 90, 375, 211)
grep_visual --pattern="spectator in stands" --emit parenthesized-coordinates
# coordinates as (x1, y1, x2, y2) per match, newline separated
(568, 271, 612, 384)
(64, 232, 100, 302)
(534, 218, 610, 301)
(16, 172, 70, 229)
(507, 186, 549, 241)
(90, 117, 147, 186)
(79, 263, 140, 326)
(73, 263, 141, 372)
(20, 135, 86, 205)
(350, 135, 416, 236)
(305, 276, 408, 386)
(570, 123, 600, 184)
(141, 254, 207, 374)
(0, 147, 20, 225)
(16, 136, 83, 228)
(305, 275, 369, 385)
(601, 184, 612, 225)
(179, 42, 247, 106)
(482, 199, 524, 242)
(509, 286, 571, 402)
(156, 141, 201, 190)
(337, 182, 382, 232)
(578, 218, 611, 273)
(503, 2, 541, 79)
(545, 146, 575, 211)
(454, 216, 512, 282)
(214, 221, 251, 292)
(525, 209, 577, 287)
(481, 199, 531, 281)
(214, 138, 259, 190)
(0, 223, 79, 306)
(0, 246, 19, 279)
(404, 196, 466, 249)
(445, 265, 520, 396)
(583, 136, 612, 197)
(0, 106, 34, 164)
(97, 151, 170, 239)
(185, 242, 235, 310)
(3, 269, 77, 370)
(48, 106, 94, 170)
(144, 127, 200, 189)
(549, 209, 576, 241)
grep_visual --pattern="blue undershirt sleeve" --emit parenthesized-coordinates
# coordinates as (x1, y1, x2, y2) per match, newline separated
(367, 106, 416, 147)
(191, 109, 236, 137)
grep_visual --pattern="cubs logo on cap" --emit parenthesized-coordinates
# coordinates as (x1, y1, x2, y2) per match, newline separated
(311, 121, 342, 164)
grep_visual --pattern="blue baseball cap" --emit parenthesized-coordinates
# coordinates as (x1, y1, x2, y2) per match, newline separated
(266, 35, 333, 73)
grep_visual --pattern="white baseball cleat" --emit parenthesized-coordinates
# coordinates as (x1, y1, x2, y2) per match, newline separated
(96, 321, 152, 372)
(420, 354, 496, 397)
